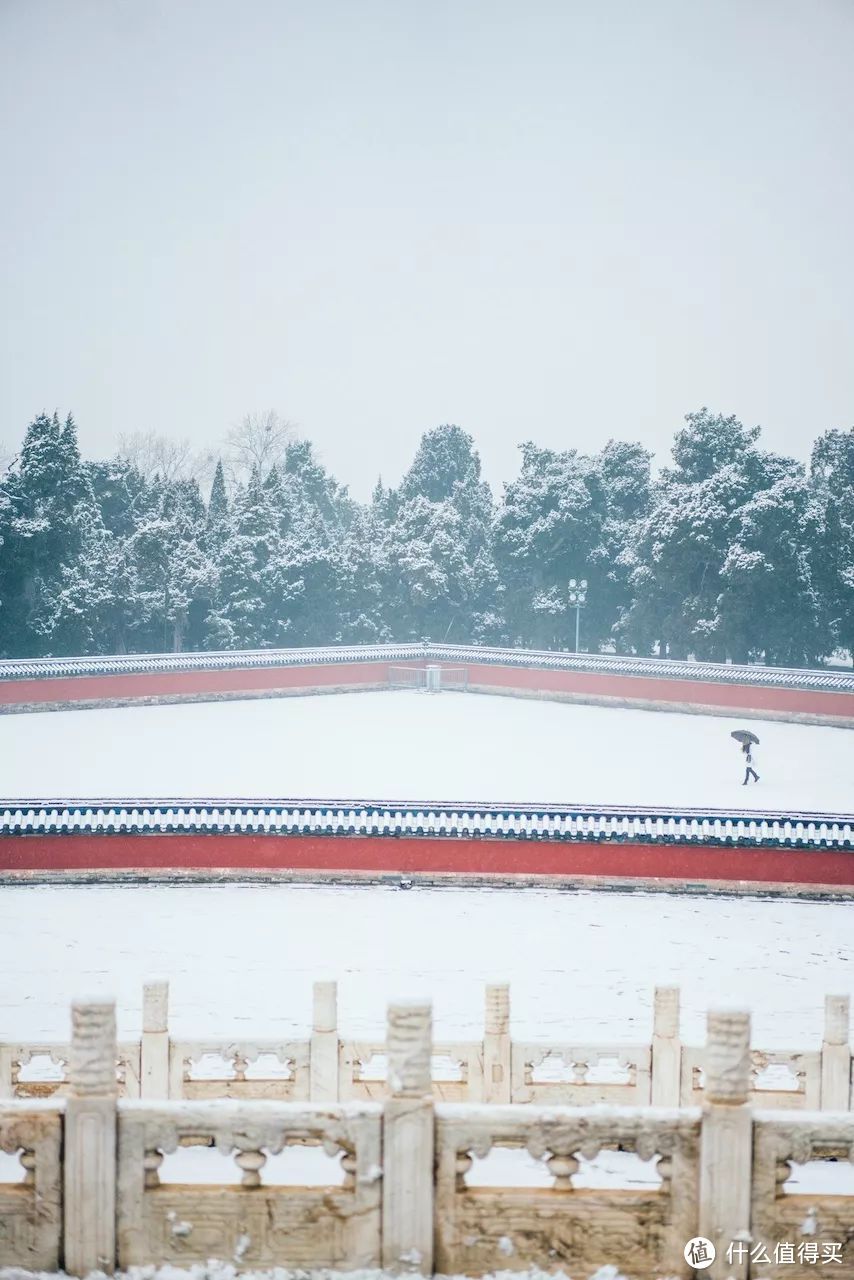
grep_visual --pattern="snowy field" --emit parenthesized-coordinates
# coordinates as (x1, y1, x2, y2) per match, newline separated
(2, 880, 851, 1045)
(1, 688, 853, 811)
(2, 877, 852, 1196)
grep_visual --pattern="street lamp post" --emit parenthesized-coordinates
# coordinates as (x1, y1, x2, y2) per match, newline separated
(568, 578, 588, 653)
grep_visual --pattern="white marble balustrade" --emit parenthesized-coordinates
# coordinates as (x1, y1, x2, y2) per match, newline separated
(1, 983, 850, 1114)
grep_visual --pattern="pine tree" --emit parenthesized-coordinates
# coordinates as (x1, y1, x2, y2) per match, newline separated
(382, 426, 498, 643)
(718, 468, 826, 664)
(0, 406, 845, 665)
(398, 424, 483, 504)
(810, 428, 854, 660)
(207, 459, 229, 526)
(620, 411, 827, 664)
(0, 412, 100, 656)
(494, 442, 609, 649)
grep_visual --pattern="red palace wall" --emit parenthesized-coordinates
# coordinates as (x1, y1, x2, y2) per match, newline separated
(2, 649, 851, 889)
(1, 657, 854, 722)
(0, 659, 391, 708)
(465, 662, 854, 721)
(2, 832, 853, 889)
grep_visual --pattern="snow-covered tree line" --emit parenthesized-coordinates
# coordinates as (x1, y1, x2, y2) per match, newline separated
(0, 409, 851, 664)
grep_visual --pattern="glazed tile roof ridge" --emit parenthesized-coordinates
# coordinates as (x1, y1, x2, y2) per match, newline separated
(0, 642, 424, 679)
(1, 797, 851, 848)
(1, 641, 853, 692)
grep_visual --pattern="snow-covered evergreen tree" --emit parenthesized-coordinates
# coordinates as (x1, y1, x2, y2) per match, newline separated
(0, 407, 845, 665)
(494, 442, 613, 649)
(0, 412, 101, 656)
(380, 425, 499, 642)
(619, 410, 832, 662)
(717, 470, 825, 665)
(810, 428, 854, 661)
(207, 459, 229, 527)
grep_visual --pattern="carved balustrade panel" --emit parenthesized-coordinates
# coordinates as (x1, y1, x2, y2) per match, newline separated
(748, 1052, 822, 1110)
(511, 1043, 652, 1106)
(339, 1040, 482, 1101)
(118, 1043, 143, 1098)
(751, 1112, 854, 1277)
(434, 1103, 700, 1278)
(339, 1042, 390, 1102)
(117, 1099, 382, 1270)
(681, 1048, 821, 1110)
(4, 1042, 139, 1100)
(171, 1041, 310, 1101)
(0, 1102, 63, 1270)
(6, 1044, 70, 1099)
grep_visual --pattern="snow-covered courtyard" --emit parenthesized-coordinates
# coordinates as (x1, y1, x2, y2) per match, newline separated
(2, 690, 852, 1098)
(2, 879, 851, 1046)
(1, 692, 853, 1205)
(2, 876, 852, 1197)
(1, 689, 853, 811)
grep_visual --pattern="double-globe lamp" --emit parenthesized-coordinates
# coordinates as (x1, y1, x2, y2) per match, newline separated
(568, 578, 588, 653)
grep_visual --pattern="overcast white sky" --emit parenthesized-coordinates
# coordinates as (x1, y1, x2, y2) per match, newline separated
(1, 0, 852, 498)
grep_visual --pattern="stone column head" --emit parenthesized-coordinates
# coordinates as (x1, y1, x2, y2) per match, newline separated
(143, 981, 169, 1034)
(705, 1008, 751, 1105)
(485, 984, 510, 1035)
(387, 1001, 432, 1098)
(824, 995, 850, 1047)
(313, 981, 338, 1033)
(70, 998, 117, 1098)
(653, 986, 680, 1038)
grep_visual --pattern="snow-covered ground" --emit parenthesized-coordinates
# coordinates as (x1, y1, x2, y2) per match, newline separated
(2, 876, 852, 1202)
(2, 881, 851, 1045)
(1, 689, 853, 811)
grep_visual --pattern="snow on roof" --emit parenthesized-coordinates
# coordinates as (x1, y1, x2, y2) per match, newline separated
(1, 798, 851, 846)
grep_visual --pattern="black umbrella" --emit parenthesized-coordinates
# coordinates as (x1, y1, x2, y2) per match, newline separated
(731, 729, 760, 745)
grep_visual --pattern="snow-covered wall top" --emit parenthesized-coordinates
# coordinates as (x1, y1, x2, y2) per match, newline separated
(0, 642, 421, 680)
(3, 798, 852, 847)
(1, 640, 853, 692)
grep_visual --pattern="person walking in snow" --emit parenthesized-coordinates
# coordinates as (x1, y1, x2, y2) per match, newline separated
(742, 740, 760, 785)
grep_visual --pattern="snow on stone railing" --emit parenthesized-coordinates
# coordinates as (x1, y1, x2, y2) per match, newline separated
(117, 1098, 383, 1270)
(432, 1102, 702, 1276)
(4, 995, 854, 1276)
(3, 981, 850, 1116)
(1, 797, 852, 847)
(2, 638, 854, 691)
(0, 1098, 63, 1270)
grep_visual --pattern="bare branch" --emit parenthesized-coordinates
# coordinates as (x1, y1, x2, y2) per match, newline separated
(225, 410, 295, 483)
(115, 431, 195, 484)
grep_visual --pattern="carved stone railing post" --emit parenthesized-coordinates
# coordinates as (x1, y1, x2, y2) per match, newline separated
(311, 980, 339, 1101)
(821, 994, 851, 1110)
(141, 980, 170, 1099)
(64, 998, 118, 1276)
(0, 1042, 13, 1098)
(699, 1009, 752, 1280)
(382, 1001, 434, 1274)
(483, 983, 511, 1103)
(651, 985, 681, 1106)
